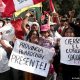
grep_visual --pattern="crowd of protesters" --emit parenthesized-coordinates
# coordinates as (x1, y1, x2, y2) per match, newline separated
(0, 8, 80, 80)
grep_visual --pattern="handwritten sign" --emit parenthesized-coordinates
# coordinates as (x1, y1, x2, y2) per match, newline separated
(60, 37, 80, 66)
(8, 39, 54, 77)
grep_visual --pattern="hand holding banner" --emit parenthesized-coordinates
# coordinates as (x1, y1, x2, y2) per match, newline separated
(8, 39, 55, 77)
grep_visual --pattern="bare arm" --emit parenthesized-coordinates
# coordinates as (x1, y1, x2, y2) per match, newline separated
(0, 40, 13, 53)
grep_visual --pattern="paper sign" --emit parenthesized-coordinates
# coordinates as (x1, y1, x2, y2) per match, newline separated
(8, 39, 54, 77)
(60, 37, 80, 66)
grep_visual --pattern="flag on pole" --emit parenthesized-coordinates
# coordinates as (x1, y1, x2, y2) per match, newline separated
(0, 0, 2, 5)
(2, 0, 45, 17)
(14, 2, 42, 17)
(49, 0, 56, 13)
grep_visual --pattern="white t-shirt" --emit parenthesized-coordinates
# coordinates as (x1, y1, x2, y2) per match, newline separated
(0, 33, 12, 73)
(0, 23, 15, 41)
(0, 47, 10, 73)
(0, 23, 14, 73)
(0, 43, 10, 73)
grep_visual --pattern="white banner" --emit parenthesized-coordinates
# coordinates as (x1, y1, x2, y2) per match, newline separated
(13, 0, 34, 11)
(8, 39, 54, 77)
(60, 37, 80, 66)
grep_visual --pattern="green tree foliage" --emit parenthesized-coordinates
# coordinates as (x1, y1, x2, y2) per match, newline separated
(42, 0, 80, 16)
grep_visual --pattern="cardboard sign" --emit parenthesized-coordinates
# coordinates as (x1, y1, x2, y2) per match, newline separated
(8, 39, 54, 77)
(60, 37, 80, 66)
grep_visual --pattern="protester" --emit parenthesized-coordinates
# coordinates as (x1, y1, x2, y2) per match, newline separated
(24, 30, 40, 80)
(58, 19, 66, 35)
(0, 38, 12, 80)
(1, 0, 80, 80)
(68, 10, 76, 22)
(22, 12, 39, 41)
(27, 30, 39, 44)
(23, 23, 30, 40)
(49, 22, 57, 37)
(61, 26, 80, 80)
(30, 22, 40, 31)
(53, 38, 63, 80)
(39, 24, 56, 80)
(69, 21, 80, 37)
(61, 27, 75, 37)
(52, 12, 60, 24)
(0, 22, 14, 80)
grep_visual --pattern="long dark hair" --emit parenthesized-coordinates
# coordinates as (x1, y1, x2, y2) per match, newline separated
(61, 27, 75, 37)
(27, 30, 39, 42)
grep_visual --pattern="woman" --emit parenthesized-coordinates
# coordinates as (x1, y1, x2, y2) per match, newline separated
(61, 26, 80, 80)
(24, 30, 40, 80)
(39, 24, 56, 48)
(27, 30, 39, 44)
(30, 22, 40, 32)
(62, 26, 75, 37)
(39, 24, 56, 80)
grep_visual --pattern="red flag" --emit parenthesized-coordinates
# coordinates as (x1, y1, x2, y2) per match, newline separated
(49, 0, 56, 13)
(2, 0, 45, 17)
(0, 0, 6, 12)
(0, 0, 2, 4)
(33, 0, 45, 4)
(11, 18, 24, 40)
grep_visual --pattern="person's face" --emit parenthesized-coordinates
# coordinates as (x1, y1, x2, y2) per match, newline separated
(30, 31, 39, 44)
(26, 24, 30, 30)
(50, 25, 54, 31)
(41, 31, 49, 38)
(69, 11, 75, 17)
(64, 22, 68, 26)
(31, 24, 38, 31)
(64, 29, 75, 37)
